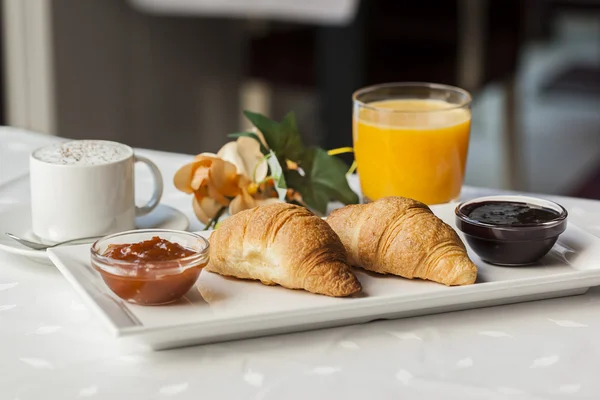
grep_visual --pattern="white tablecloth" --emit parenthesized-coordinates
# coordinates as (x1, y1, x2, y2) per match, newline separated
(2, 127, 600, 399)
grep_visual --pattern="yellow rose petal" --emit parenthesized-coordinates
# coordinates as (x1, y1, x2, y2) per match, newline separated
(192, 196, 210, 224)
(173, 161, 200, 194)
(236, 136, 268, 182)
(217, 142, 248, 176)
(190, 165, 210, 191)
(209, 158, 240, 197)
(229, 189, 256, 216)
(206, 179, 231, 206)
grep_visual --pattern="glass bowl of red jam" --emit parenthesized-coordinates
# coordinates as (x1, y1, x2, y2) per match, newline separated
(455, 195, 568, 266)
(90, 229, 209, 305)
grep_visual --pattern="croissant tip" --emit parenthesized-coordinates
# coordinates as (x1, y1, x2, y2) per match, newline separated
(447, 273, 477, 286)
(345, 279, 363, 296)
(324, 268, 363, 297)
(445, 262, 478, 286)
(334, 281, 362, 297)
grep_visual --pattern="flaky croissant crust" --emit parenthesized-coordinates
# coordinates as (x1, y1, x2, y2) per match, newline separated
(206, 202, 362, 297)
(326, 196, 477, 286)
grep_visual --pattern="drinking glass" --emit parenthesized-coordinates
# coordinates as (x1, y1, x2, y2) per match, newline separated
(352, 82, 472, 205)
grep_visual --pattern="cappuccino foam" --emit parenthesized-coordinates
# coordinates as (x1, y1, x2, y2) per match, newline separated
(33, 140, 131, 165)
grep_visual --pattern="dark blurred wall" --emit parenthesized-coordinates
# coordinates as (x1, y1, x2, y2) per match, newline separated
(248, 0, 525, 152)
(51, 0, 245, 154)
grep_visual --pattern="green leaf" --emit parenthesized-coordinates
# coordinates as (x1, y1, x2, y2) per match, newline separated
(286, 170, 330, 214)
(227, 132, 269, 155)
(286, 147, 359, 215)
(243, 110, 304, 161)
(265, 150, 288, 201)
(279, 112, 304, 160)
(242, 111, 284, 154)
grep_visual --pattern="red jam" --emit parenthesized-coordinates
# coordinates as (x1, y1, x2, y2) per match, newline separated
(94, 237, 206, 306)
(103, 236, 196, 262)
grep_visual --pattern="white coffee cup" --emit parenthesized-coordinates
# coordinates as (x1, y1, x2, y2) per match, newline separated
(30, 139, 164, 242)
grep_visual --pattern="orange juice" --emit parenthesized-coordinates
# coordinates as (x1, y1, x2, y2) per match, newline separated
(353, 98, 471, 205)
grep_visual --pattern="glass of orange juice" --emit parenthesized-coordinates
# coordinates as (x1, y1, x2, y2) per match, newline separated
(352, 82, 472, 205)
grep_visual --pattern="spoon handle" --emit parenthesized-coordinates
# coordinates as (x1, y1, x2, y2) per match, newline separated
(4, 232, 104, 250)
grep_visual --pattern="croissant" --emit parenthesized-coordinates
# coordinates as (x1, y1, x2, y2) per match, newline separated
(205, 202, 362, 297)
(326, 196, 477, 286)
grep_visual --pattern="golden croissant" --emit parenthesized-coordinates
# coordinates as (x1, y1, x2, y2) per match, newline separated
(326, 196, 477, 286)
(206, 202, 362, 297)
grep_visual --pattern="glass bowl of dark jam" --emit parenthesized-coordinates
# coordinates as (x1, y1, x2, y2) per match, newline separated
(90, 229, 209, 305)
(455, 195, 568, 266)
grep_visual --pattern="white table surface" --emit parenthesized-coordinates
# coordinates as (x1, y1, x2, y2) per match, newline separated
(2, 127, 600, 399)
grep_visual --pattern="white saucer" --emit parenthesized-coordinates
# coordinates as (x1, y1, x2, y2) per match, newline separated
(0, 203, 189, 263)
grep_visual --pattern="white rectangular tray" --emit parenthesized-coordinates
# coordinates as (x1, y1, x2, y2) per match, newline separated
(48, 202, 600, 350)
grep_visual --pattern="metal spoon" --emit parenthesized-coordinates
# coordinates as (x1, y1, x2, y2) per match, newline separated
(4, 232, 103, 251)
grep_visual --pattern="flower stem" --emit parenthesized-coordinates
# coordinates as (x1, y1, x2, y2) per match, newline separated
(327, 147, 354, 156)
(204, 206, 227, 230)
(346, 160, 357, 176)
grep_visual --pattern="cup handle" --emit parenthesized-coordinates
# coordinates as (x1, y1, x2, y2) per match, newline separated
(134, 155, 164, 217)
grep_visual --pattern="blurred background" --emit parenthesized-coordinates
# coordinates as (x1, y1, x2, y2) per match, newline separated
(1, 0, 599, 198)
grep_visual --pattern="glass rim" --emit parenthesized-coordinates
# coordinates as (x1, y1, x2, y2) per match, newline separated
(90, 229, 210, 272)
(352, 82, 472, 113)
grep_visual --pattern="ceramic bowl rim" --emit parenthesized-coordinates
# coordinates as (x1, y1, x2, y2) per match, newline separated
(455, 195, 568, 232)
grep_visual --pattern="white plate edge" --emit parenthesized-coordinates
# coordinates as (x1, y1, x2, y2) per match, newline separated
(46, 203, 600, 343)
